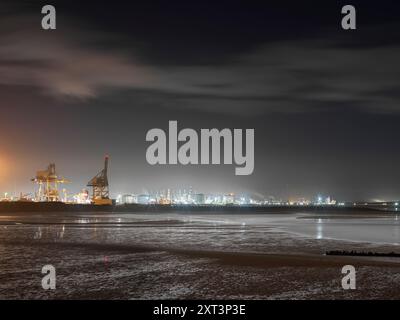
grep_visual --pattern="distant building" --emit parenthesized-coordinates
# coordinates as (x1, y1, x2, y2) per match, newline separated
(211, 194, 224, 205)
(235, 194, 250, 205)
(74, 189, 90, 204)
(315, 194, 336, 205)
(194, 193, 205, 205)
(223, 193, 235, 204)
(137, 194, 150, 204)
(121, 194, 136, 204)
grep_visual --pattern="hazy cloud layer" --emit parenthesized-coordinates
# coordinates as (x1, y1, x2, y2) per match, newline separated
(1, 14, 400, 114)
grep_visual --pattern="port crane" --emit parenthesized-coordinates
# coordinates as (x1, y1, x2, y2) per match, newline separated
(87, 156, 112, 205)
(32, 163, 69, 202)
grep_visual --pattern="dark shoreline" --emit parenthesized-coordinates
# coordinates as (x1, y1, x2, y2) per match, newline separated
(0, 201, 393, 214)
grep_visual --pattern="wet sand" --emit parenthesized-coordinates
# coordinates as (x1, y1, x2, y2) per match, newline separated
(1, 211, 400, 299)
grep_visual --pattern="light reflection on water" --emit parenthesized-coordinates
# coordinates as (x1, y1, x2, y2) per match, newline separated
(283, 214, 400, 245)
(1, 212, 400, 245)
(316, 218, 323, 240)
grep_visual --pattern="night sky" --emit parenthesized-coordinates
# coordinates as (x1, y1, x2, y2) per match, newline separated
(1, 0, 400, 201)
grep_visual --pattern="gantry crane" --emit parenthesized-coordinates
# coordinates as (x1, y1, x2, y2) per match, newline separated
(87, 156, 112, 205)
(32, 163, 69, 202)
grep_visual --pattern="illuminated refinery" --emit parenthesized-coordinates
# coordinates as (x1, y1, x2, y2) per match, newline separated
(0, 155, 398, 211)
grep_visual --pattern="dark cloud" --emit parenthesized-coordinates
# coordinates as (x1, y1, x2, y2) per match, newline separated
(1, 13, 400, 115)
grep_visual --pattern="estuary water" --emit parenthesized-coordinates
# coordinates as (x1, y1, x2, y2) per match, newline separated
(0, 211, 400, 299)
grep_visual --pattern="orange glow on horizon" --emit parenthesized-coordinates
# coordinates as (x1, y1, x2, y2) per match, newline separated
(0, 155, 13, 180)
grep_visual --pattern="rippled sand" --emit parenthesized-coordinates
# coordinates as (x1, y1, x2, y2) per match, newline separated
(0, 212, 400, 299)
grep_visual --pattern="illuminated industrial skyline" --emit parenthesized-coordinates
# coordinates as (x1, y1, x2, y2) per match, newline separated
(0, 1, 400, 202)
